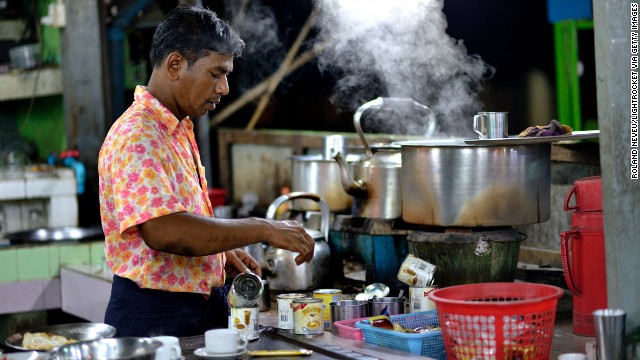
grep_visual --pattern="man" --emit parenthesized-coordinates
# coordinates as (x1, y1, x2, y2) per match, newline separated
(98, 5, 315, 337)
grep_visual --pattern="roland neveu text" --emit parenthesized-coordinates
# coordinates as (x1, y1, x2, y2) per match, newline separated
(632, 2, 639, 179)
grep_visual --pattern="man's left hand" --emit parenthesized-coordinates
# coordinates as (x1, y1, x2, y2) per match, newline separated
(225, 248, 262, 278)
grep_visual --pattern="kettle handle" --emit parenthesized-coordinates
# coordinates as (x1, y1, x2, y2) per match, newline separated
(265, 192, 330, 241)
(560, 231, 582, 296)
(353, 97, 384, 159)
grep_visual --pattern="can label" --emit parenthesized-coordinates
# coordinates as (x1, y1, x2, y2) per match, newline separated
(276, 293, 306, 330)
(397, 254, 436, 287)
(229, 306, 259, 340)
(293, 299, 324, 336)
(313, 289, 342, 330)
(409, 286, 437, 312)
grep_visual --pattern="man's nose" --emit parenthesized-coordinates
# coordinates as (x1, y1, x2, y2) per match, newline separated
(215, 76, 229, 95)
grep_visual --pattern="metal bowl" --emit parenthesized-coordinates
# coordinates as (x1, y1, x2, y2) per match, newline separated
(5, 226, 104, 244)
(5, 323, 116, 351)
(52, 338, 162, 360)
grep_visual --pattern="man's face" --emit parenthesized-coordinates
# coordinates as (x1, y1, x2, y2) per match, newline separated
(175, 51, 234, 119)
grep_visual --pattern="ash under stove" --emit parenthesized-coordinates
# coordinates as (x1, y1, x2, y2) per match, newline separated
(329, 216, 525, 289)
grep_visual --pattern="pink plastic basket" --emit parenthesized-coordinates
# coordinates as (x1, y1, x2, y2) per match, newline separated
(333, 317, 368, 341)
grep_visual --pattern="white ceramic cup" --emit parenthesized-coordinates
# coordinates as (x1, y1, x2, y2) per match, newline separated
(558, 353, 586, 360)
(152, 336, 182, 360)
(204, 329, 248, 354)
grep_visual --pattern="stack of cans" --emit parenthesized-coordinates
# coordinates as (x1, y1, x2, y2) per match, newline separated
(397, 254, 438, 313)
(227, 271, 263, 340)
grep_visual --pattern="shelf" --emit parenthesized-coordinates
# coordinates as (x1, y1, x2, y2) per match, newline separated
(0, 67, 63, 101)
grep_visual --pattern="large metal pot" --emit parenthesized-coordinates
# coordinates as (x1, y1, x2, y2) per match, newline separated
(264, 192, 332, 290)
(290, 154, 352, 212)
(397, 139, 551, 226)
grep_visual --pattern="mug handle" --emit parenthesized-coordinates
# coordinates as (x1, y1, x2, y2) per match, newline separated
(237, 336, 248, 350)
(473, 114, 487, 139)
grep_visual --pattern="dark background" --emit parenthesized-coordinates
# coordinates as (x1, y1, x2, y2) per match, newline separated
(119, 0, 569, 133)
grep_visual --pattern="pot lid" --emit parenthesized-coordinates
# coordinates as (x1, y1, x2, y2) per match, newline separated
(462, 130, 599, 145)
(393, 138, 468, 147)
(289, 153, 361, 162)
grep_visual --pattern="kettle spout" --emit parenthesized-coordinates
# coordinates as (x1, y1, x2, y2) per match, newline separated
(334, 152, 366, 196)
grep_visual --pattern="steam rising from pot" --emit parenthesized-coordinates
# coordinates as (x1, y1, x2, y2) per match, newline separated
(315, 0, 494, 136)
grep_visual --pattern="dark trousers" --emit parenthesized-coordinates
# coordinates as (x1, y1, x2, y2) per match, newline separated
(104, 275, 229, 337)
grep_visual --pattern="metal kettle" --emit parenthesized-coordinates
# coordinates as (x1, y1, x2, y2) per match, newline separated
(264, 192, 332, 291)
(335, 97, 434, 219)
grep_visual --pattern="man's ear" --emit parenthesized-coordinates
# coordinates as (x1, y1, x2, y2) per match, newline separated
(166, 52, 184, 80)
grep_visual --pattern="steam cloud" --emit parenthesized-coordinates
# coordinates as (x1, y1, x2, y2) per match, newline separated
(224, 1, 285, 93)
(315, 0, 494, 136)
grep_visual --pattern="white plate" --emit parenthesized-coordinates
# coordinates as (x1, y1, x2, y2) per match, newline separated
(462, 130, 600, 145)
(193, 348, 247, 358)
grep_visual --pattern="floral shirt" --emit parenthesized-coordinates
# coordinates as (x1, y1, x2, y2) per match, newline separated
(98, 85, 225, 295)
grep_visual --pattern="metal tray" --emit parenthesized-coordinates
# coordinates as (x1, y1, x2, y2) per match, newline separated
(5, 323, 116, 351)
(5, 226, 104, 244)
(463, 130, 599, 145)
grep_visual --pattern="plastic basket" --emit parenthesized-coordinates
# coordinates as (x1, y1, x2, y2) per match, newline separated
(355, 311, 446, 359)
(333, 317, 368, 341)
(428, 282, 564, 360)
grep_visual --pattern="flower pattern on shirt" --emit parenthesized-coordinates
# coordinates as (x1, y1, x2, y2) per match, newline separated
(99, 86, 224, 294)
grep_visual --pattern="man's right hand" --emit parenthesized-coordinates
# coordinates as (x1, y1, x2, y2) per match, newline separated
(262, 219, 315, 265)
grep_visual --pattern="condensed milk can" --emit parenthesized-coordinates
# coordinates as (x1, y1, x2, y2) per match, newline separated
(293, 298, 324, 336)
(276, 293, 306, 331)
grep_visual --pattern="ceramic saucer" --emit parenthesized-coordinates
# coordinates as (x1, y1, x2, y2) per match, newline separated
(193, 348, 247, 358)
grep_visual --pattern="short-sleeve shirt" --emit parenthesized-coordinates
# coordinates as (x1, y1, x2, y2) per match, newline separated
(98, 85, 225, 295)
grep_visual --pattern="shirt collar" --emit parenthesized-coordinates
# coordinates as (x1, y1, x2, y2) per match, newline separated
(134, 85, 193, 135)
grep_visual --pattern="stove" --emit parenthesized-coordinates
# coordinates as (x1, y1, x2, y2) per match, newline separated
(329, 216, 524, 289)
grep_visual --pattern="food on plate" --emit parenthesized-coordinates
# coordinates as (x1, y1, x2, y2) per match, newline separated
(518, 119, 573, 137)
(21, 332, 78, 350)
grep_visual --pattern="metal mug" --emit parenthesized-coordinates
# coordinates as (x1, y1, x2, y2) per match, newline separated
(370, 297, 406, 316)
(593, 308, 626, 360)
(322, 135, 346, 160)
(473, 111, 508, 139)
(330, 300, 369, 323)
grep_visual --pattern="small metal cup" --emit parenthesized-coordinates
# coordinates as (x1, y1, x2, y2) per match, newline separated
(473, 111, 509, 139)
(593, 308, 626, 360)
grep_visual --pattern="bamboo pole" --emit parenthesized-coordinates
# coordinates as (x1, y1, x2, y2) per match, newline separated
(245, 7, 318, 130)
(209, 40, 331, 128)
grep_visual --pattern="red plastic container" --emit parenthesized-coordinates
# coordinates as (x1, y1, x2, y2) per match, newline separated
(561, 175, 608, 336)
(208, 188, 228, 208)
(561, 226, 608, 336)
(569, 210, 604, 232)
(563, 176, 602, 212)
(428, 282, 563, 360)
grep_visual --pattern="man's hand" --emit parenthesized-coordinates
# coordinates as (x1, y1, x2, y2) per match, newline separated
(225, 248, 262, 277)
(263, 219, 315, 265)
